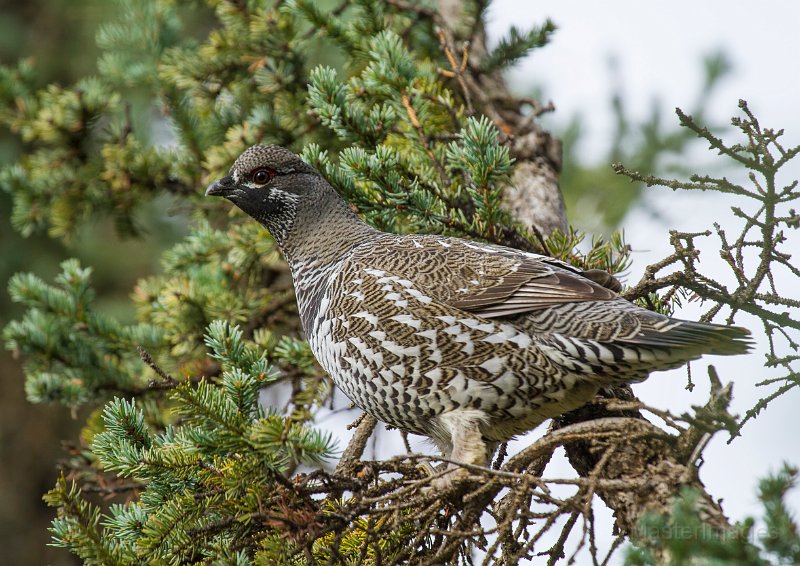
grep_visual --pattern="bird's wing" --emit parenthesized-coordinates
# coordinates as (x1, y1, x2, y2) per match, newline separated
(446, 253, 617, 318)
(358, 235, 618, 319)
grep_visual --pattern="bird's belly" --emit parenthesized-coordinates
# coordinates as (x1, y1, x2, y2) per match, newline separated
(481, 381, 601, 441)
(308, 315, 602, 440)
(307, 328, 449, 436)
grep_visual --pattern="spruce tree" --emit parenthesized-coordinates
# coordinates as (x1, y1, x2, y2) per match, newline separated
(1, 1, 798, 564)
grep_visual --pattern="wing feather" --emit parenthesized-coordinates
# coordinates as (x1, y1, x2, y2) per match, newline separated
(352, 234, 620, 319)
(448, 265, 617, 318)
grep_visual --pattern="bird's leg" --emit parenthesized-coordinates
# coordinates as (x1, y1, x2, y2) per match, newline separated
(431, 411, 489, 489)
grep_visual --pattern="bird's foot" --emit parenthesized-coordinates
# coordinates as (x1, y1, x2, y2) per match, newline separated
(426, 463, 474, 493)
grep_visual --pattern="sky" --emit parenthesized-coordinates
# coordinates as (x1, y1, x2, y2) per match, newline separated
(486, 1, 800, 168)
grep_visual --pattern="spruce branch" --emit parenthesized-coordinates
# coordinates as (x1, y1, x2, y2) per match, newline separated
(479, 20, 557, 73)
(616, 102, 799, 433)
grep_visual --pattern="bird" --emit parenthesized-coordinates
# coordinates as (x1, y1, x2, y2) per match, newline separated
(206, 144, 751, 484)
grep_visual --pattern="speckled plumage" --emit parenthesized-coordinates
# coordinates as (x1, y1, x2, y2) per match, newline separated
(207, 145, 751, 474)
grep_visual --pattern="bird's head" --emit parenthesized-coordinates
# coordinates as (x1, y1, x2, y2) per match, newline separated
(206, 145, 375, 260)
(205, 144, 324, 242)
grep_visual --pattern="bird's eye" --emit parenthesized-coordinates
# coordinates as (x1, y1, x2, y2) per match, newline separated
(251, 168, 274, 185)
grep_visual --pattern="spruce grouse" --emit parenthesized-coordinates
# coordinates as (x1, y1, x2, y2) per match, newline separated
(206, 144, 751, 481)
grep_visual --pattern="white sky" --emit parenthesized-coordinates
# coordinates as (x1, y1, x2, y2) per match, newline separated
(487, 1, 800, 167)
(473, 1, 800, 562)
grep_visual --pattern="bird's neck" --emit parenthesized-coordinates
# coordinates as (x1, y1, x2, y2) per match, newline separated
(279, 188, 378, 278)
(276, 190, 378, 335)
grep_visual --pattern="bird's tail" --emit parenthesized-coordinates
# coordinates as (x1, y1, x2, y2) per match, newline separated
(624, 318, 752, 357)
(547, 318, 753, 384)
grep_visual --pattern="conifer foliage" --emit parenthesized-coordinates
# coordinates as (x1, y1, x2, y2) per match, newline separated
(1, 1, 798, 564)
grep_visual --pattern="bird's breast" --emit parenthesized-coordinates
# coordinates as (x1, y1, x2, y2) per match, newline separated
(290, 258, 345, 336)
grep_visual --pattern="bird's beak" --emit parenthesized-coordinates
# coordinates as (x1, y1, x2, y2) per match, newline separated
(205, 176, 235, 197)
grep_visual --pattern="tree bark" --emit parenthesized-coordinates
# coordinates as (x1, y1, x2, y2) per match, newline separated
(438, 0, 567, 237)
(552, 387, 730, 538)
